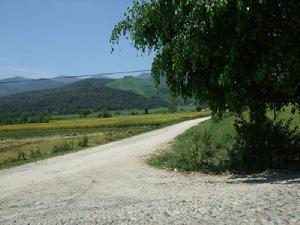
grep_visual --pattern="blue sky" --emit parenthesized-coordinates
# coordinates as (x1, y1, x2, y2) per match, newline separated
(0, 0, 153, 79)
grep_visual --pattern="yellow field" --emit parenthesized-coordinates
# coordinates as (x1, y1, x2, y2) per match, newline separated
(0, 111, 210, 169)
(0, 111, 208, 132)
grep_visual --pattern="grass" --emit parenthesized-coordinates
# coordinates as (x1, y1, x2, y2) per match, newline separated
(148, 107, 300, 173)
(0, 111, 206, 133)
(0, 111, 210, 170)
(148, 115, 235, 173)
(106, 76, 163, 98)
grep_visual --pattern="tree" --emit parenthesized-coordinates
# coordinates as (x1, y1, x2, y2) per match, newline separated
(81, 109, 92, 118)
(111, 0, 300, 171)
(111, 0, 300, 118)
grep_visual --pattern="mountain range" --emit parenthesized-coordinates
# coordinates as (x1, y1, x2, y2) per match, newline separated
(0, 73, 171, 116)
(0, 73, 152, 96)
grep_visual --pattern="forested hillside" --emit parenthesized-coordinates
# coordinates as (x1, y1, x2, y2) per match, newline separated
(0, 78, 167, 116)
(106, 76, 169, 99)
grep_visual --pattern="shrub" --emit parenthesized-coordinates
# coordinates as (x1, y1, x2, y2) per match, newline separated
(79, 135, 89, 147)
(149, 129, 229, 173)
(184, 129, 228, 172)
(52, 141, 74, 153)
(144, 108, 149, 114)
(16, 150, 27, 160)
(29, 149, 42, 160)
(229, 118, 300, 172)
(98, 111, 112, 118)
(28, 114, 51, 123)
(103, 111, 112, 118)
(81, 109, 92, 118)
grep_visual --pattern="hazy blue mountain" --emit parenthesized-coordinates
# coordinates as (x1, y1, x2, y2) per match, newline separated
(0, 76, 65, 96)
(0, 74, 86, 96)
(92, 74, 116, 79)
(52, 76, 82, 84)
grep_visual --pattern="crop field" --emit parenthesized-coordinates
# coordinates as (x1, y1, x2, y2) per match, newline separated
(52, 105, 197, 120)
(0, 111, 210, 169)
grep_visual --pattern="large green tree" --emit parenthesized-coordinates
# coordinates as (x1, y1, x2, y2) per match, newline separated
(111, 0, 300, 123)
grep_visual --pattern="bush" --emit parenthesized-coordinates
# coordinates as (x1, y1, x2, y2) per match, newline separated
(16, 150, 27, 160)
(144, 108, 149, 114)
(184, 129, 229, 172)
(81, 109, 92, 118)
(29, 149, 42, 160)
(28, 114, 51, 123)
(79, 135, 89, 147)
(98, 111, 112, 118)
(52, 141, 74, 153)
(229, 118, 300, 172)
(149, 129, 229, 173)
(103, 111, 112, 118)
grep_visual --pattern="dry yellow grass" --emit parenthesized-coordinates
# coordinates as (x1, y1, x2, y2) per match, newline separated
(0, 111, 210, 169)
(0, 112, 207, 132)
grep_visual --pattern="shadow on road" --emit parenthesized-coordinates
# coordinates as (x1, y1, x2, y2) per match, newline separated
(226, 172, 300, 185)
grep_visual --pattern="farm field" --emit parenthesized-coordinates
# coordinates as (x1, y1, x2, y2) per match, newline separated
(0, 111, 209, 169)
(51, 105, 197, 120)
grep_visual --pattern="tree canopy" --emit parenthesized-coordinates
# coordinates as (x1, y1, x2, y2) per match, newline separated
(111, 0, 300, 118)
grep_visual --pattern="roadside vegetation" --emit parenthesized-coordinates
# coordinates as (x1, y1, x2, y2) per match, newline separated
(148, 108, 300, 174)
(0, 111, 209, 169)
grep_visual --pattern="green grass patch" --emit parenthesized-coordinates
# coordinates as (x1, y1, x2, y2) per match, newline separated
(148, 115, 235, 173)
(148, 108, 300, 173)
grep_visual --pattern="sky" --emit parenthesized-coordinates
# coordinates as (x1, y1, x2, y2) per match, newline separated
(0, 0, 154, 79)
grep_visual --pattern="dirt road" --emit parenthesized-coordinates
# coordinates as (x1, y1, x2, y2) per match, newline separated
(0, 117, 299, 224)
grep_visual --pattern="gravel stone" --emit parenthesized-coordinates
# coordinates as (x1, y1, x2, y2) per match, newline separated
(0, 117, 299, 224)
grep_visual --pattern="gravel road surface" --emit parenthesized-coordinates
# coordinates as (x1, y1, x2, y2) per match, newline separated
(0, 117, 299, 225)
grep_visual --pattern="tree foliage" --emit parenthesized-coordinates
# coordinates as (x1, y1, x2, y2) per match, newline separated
(112, 0, 300, 172)
(111, 0, 300, 117)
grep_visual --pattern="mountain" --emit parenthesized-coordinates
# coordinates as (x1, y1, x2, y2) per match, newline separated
(92, 74, 115, 79)
(0, 78, 168, 116)
(52, 76, 81, 84)
(106, 76, 169, 100)
(0, 76, 65, 96)
(137, 73, 152, 80)
(0, 73, 158, 97)
(0, 75, 85, 96)
(107, 75, 191, 105)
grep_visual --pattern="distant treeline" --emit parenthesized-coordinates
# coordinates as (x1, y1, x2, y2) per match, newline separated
(0, 114, 51, 125)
